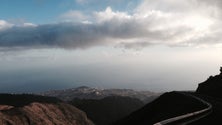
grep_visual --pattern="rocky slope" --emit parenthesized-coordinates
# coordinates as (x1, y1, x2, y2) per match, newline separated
(0, 94, 94, 125)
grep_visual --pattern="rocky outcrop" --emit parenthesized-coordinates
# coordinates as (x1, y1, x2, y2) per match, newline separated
(0, 103, 94, 125)
(0, 94, 94, 125)
(196, 67, 222, 98)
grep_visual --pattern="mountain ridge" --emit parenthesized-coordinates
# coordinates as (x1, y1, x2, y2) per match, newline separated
(40, 86, 159, 102)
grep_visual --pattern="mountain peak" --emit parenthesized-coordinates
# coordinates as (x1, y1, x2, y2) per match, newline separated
(76, 86, 91, 89)
(196, 67, 222, 98)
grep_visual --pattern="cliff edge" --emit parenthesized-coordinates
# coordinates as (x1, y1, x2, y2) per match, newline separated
(196, 67, 222, 98)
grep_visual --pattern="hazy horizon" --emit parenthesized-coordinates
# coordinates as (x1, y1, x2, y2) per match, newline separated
(0, 0, 221, 93)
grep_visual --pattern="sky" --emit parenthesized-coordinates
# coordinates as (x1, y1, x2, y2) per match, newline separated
(0, 0, 221, 93)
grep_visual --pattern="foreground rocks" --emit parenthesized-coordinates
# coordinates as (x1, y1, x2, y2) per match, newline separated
(0, 94, 94, 125)
(0, 102, 94, 125)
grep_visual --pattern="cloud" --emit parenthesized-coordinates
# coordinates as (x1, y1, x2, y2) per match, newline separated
(1, 0, 222, 50)
(0, 22, 107, 49)
(94, 7, 131, 23)
(134, 0, 222, 47)
(0, 20, 13, 31)
(22, 23, 37, 27)
(0, 19, 146, 49)
(0, 10, 165, 50)
(60, 10, 89, 22)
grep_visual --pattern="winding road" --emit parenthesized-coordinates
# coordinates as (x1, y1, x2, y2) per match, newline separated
(153, 92, 212, 125)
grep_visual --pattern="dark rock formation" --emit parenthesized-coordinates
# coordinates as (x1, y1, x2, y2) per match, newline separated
(196, 67, 222, 98)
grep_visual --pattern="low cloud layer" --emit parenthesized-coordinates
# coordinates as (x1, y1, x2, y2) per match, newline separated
(0, 0, 222, 50)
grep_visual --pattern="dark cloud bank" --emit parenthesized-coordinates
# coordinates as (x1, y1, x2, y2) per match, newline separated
(0, 22, 147, 50)
(0, 21, 185, 50)
(0, 23, 108, 49)
(0, 23, 189, 51)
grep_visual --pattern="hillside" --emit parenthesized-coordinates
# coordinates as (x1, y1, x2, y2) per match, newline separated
(70, 96, 144, 125)
(113, 92, 207, 125)
(0, 94, 94, 125)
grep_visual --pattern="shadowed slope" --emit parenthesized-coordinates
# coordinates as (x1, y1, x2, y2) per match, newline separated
(70, 96, 144, 125)
(114, 92, 207, 125)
